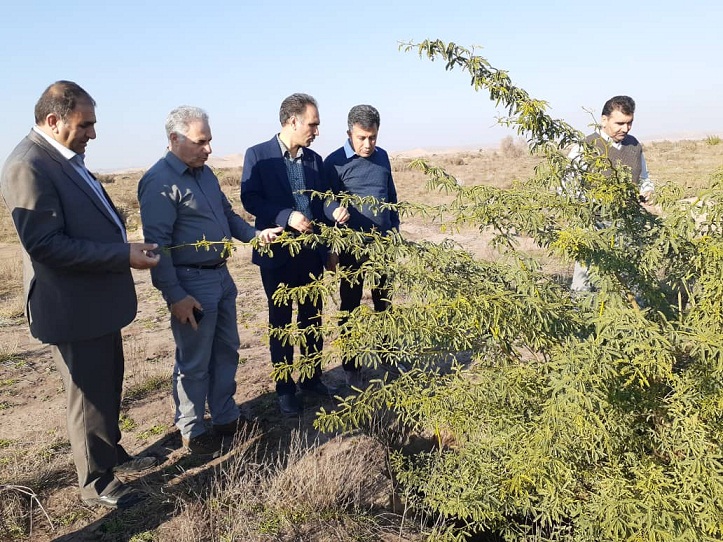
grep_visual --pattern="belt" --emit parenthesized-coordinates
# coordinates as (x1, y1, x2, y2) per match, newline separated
(175, 260, 227, 270)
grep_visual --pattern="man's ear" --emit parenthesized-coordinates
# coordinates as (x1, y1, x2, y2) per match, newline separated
(45, 113, 60, 132)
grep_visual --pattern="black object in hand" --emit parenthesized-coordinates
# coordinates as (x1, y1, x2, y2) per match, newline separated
(193, 307, 204, 323)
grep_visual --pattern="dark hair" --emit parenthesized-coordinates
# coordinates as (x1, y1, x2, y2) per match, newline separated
(347, 104, 380, 131)
(602, 95, 635, 117)
(279, 93, 317, 125)
(34, 80, 95, 124)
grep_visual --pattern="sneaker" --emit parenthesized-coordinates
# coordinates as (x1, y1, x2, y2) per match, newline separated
(278, 393, 303, 417)
(299, 380, 338, 397)
(344, 369, 365, 391)
(182, 432, 223, 456)
(113, 455, 159, 474)
(212, 416, 248, 437)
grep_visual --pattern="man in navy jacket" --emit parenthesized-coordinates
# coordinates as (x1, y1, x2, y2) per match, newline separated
(241, 93, 346, 416)
(324, 104, 399, 389)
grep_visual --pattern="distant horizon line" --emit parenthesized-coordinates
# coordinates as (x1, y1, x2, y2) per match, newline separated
(95, 130, 721, 175)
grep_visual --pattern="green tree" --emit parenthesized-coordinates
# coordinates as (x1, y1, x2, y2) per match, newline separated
(267, 40, 723, 541)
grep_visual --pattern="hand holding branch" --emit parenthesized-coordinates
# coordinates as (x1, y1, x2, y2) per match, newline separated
(256, 226, 284, 244)
(129, 243, 160, 269)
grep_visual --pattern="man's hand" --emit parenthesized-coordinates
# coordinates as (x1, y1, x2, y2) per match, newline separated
(171, 295, 203, 331)
(257, 226, 283, 244)
(639, 190, 654, 204)
(332, 206, 350, 224)
(288, 211, 313, 233)
(129, 243, 160, 269)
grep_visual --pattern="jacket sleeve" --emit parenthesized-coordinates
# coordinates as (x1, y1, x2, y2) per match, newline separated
(137, 169, 188, 304)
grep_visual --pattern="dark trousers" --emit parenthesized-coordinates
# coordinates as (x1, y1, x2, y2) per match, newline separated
(338, 251, 391, 372)
(52, 331, 127, 500)
(260, 248, 324, 396)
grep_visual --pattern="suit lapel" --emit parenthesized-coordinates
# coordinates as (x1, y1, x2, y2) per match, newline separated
(267, 137, 295, 200)
(28, 131, 125, 228)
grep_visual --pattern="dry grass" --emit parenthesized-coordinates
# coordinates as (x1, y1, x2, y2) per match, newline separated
(122, 335, 172, 400)
(645, 139, 723, 197)
(162, 430, 416, 541)
(0, 250, 23, 322)
(0, 432, 75, 540)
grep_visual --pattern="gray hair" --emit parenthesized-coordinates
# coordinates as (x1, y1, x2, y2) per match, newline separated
(279, 93, 317, 126)
(165, 105, 209, 139)
(347, 104, 380, 132)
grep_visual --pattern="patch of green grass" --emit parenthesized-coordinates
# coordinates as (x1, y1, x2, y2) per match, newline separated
(0, 439, 13, 448)
(119, 414, 137, 432)
(706, 135, 721, 146)
(0, 379, 17, 387)
(56, 509, 92, 527)
(39, 440, 71, 460)
(137, 425, 166, 441)
(0, 352, 24, 366)
(0, 401, 10, 411)
(123, 375, 169, 402)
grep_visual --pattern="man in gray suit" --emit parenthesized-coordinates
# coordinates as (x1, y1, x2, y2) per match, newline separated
(0, 81, 160, 508)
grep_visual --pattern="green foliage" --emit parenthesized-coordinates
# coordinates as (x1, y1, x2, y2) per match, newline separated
(705, 135, 721, 146)
(175, 40, 723, 541)
(318, 40, 723, 540)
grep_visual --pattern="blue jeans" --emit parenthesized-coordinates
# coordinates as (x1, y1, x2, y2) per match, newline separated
(171, 266, 240, 438)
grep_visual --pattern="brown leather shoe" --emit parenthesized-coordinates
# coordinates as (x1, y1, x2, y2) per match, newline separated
(212, 416, 247, 437)
(182, 432, 222, 456)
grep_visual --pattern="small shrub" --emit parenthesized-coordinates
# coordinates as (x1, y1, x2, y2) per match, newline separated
(499, 135, 528, 158)
(706, 134, 721, 146)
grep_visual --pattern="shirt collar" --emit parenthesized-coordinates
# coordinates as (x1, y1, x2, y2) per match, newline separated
(343, 139, 356, 159)
(32, 125, 78, 161)
(597, 129, 623, 150)
(276, 134, 304, 160)
(163, 149, 202, 176)
(343, 138, 376, 159)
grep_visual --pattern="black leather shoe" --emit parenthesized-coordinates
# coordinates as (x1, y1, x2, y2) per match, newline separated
(182, 432, 223, 456)
(113, 455, 158, 474)
(83, 484, 145, 509)
(299, 380, 338, 397)
(278, 393, 303, 417)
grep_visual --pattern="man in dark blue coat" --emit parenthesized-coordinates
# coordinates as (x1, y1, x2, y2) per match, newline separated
(241, 93, 345, 416)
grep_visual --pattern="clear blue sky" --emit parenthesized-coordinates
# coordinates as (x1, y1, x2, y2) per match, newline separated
(1, 1, 721, 171)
